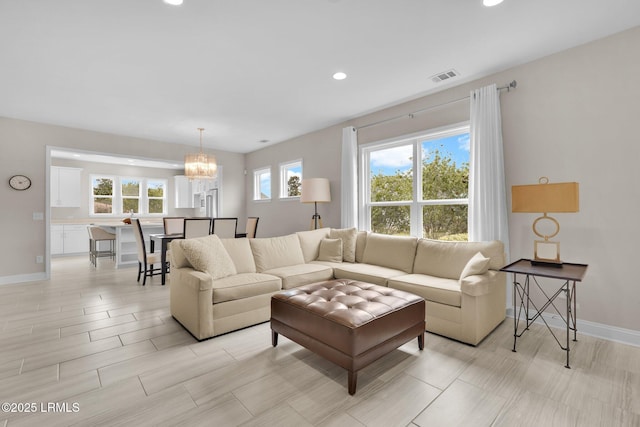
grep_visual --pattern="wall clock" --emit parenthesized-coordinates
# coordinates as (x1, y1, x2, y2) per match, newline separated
(9, 174, 32, 191)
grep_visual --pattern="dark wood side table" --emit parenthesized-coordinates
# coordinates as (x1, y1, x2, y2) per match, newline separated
(500, 259, 588, 368)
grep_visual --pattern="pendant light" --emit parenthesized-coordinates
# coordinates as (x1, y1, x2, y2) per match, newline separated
(184, 128, 217, 180)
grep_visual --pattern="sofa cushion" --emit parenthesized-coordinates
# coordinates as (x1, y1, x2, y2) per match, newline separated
(413, 239, 504, 280)
(387, 274, 461, 307)
(459, 252, 490, 280)
(362, 233, 418, 273)
(250, 234, 306, 272)
(318, 238, 343, 263)
(178, 235, 237, 279)
(329, 227, 357, 262)
(333, 263, 406, 287)
(220, 238, 256, 273)
(296, 228, 330, 263)
(211, 273, 282, 304)
(355, 231, 368, 263)
(264, 263, 334, 290)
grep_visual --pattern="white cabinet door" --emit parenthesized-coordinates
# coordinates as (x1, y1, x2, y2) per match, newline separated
(63, 225, 88, 254)
(51, 166, 82, 207)
(51, 225, 64, 255)
(174, 175, 194, 208)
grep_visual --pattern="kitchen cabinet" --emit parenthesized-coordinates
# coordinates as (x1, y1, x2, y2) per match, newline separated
(51, 224, 88, 255)
(174, 175, 218, 208)
(174, 175, 194, 208)
(51, 166, 82, 207)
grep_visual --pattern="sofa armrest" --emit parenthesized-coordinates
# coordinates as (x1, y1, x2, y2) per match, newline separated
(169, 267, 214, 340)
(460, 270, 501, 296)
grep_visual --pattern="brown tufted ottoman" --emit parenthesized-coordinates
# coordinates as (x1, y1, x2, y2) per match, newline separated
(271, 279, 425, 395)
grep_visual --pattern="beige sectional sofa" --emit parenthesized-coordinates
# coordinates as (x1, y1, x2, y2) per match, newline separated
(169, 227, 506, 345)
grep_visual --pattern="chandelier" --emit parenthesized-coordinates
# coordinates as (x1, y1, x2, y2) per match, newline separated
(184, 128, 217, 180)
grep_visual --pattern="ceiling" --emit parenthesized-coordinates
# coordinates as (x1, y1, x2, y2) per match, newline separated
(2, 0, 640, 154)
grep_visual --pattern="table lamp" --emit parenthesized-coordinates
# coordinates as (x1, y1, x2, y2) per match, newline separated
(511, 177, 579, 267)
(301, 178, 331, 230)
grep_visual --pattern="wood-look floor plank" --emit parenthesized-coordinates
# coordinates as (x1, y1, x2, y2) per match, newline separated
(59, 340, 157, 378)
(413, 379, 506, 427)
(22, 336, 122, 373)
(88, 316, 165, 341)
(98, 346, 197, 387)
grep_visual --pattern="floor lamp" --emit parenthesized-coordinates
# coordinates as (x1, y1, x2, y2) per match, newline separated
(301, 178, 331, 230)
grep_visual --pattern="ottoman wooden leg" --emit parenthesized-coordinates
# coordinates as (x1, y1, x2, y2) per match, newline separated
(348, 370, 357, 395)
(418, 332, 424, 350)
(272, 330, 279, 347)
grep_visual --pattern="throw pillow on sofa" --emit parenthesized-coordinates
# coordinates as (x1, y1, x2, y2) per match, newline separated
(178, 234, 237, 279)
(459, 251, 490, 281)
(329, 227, 357, 263)
(317, 238, 343, 263)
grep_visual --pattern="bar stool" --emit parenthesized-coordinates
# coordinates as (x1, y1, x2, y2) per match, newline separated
(87, 226, 116, 266)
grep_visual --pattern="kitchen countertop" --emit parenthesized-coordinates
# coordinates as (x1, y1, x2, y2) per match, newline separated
(52, 218, 163, 227)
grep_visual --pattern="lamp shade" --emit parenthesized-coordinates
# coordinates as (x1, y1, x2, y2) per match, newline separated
(300, 178, 331, 203)
(512, 182, 579, 213)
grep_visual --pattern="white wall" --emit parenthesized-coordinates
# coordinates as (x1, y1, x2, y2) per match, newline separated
(0, 118, 246, 279)
(246, 26, 640, 333)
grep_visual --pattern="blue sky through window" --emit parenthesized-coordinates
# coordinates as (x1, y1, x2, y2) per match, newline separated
(370, 133, 469, 176)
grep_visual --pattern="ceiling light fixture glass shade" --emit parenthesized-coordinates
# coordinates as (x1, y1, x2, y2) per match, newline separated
(483, 0, 504, 6)
(184, 128, 217, 180)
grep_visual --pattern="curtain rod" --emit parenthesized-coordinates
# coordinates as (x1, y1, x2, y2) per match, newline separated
(356, 80, 517, 131)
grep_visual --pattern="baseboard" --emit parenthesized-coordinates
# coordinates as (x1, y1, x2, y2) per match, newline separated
(0, 272, 48, 286)
(506, 308, 640, 348)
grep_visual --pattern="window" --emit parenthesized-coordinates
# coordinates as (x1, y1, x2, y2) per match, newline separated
(90, 175, 167, 216)
(361, 124, 470, 240)
(147, 180, 167, 214)
(280, 160, 302, 198)
(121, 178, 140, 214)
(92, 177, 114, 214)
(253, 167, 271, 200)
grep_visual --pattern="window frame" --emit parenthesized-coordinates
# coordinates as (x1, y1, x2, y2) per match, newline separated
(253, 166, 272, 201)
(89, 175, 168, 216)
(359, 122, 470, 239)
(279, 159, 303, 200)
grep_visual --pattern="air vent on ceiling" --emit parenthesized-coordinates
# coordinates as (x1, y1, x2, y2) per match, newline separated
(431, 69, 460, 83)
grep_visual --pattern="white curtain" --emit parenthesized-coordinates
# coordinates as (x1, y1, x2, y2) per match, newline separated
(341, 126, 358, 228)
(469, 84, 509, 256)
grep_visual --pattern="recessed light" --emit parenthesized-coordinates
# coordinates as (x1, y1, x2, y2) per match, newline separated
(259, 139, 269, 144)
(332, 72, 347, 80)
(164, 0, 183, 6)
(483, 0, 504, 6)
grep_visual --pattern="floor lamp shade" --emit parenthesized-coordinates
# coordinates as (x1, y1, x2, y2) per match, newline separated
(301, 178, 331, 229)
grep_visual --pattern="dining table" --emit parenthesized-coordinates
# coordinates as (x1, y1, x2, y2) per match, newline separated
(149, 233, 184, 285)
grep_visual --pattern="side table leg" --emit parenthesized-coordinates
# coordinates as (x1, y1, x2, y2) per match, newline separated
(418, 332, 424, 350)
(271, 330, 278, 347)
(565, 281, 571, 369)
(512, 273, 517, 352)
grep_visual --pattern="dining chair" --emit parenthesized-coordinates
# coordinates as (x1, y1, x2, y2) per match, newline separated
(163, 216, 185, 235)
(87, 226, 116, 266)
(183, 217, 212, 239)
(211, 218, 238, 238)
(236, 217, 259, 238)
(131, 218, 162, 285)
